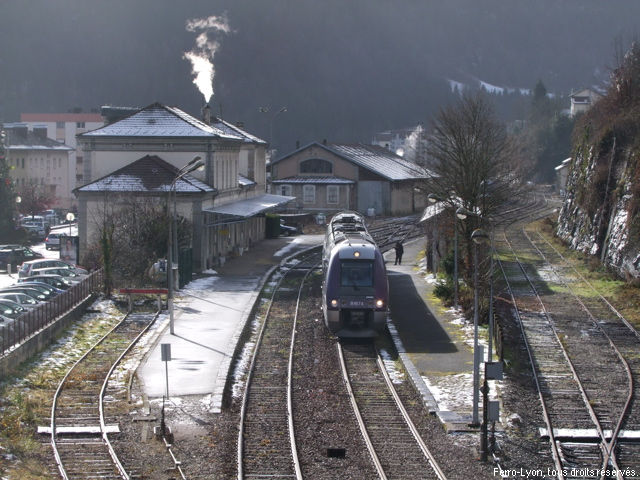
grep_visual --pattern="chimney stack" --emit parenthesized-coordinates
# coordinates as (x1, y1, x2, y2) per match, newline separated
(202, 104, 211, 125)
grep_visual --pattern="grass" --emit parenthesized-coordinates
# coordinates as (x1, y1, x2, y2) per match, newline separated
(530, 216, 640, 329)
(0, 298, 124, 479)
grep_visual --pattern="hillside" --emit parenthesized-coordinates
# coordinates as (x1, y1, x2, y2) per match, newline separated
(557, 44, 640, 280)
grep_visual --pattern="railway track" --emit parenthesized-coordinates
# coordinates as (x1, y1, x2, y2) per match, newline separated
(237, 248, 321, 479)
(495, 202, 640, 478)
(49, 310, 160, 479)
(337, 341, 447, 480)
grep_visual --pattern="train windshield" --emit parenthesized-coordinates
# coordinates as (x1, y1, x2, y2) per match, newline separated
(340, 260, 373, 287)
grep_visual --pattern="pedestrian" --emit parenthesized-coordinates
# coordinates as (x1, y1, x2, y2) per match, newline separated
(394, 240, 404, 265)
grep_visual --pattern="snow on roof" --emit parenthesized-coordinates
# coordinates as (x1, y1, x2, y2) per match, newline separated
(271, 175, 355, 184)
(274, 142, 431, 181)
(78, 102, 242, 140)
(211, 118, 267, 145)
(3, 125, 73, 151)
(204, 193, 295, 217)
(75, 155, 214, 194)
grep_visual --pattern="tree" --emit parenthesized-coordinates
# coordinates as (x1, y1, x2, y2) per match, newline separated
(421, 93, 526, 286)
(0, 127, 20, 242)
(15, 181, 55, 218)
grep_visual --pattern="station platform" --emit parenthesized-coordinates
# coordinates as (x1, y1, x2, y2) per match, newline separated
(137, 233, 484, 430)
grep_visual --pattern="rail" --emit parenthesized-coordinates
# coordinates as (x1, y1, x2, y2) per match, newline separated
(0, 269, 104, 355)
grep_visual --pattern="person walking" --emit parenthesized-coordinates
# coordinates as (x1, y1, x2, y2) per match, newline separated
(394, 240, 404, 265)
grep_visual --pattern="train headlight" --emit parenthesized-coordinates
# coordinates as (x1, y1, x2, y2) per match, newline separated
(331, 299, 338, 308)
(375, 299, 384, 308)
(353, 251, 360, 258)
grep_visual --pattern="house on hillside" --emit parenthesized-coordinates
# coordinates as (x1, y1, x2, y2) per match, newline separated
(570, 88, 602, 117)
(3, 123, 74, 209)
(75, 102, 293, 271)
(271, 141, 430, 216)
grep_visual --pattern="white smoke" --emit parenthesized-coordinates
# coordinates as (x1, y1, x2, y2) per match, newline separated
(183, 14, 232, 103)
(403, 124, 424, 163)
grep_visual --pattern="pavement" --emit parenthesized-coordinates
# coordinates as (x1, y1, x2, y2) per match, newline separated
(138, 233, 482, 429)
(137, 234, 323, 413)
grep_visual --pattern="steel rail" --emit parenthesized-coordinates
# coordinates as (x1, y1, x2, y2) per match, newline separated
(336, 343, 387, 480)
(499, 224, 618, 476)
(50, 312, 130, 480)
(523, 227, 632, 477)
(374, 348, 447, 480)
(237, 248, 320, 479)
(286, 260, 320, 480)
(99, 311, 161, 480)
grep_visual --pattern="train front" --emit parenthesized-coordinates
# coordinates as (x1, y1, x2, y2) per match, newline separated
(323, 242, 388, 338)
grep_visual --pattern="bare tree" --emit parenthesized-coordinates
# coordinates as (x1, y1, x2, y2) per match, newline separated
(422, 93, 527, 282)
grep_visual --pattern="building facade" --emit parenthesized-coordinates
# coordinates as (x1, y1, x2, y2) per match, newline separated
(271, 142, 430, 216)
(75, 102, 292, 272)
(2, 123, 74, 209)
(20, 112, 104, 208)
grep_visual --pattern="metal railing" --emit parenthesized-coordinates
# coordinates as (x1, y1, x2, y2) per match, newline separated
(0, 269, 104, 355)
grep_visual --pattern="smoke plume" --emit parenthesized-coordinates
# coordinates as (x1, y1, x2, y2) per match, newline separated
(183, 14, 232, 103)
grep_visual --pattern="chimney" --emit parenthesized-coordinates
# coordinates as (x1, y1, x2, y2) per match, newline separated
(202, 104, 211, 125)
(296, 140, 300, 149)
(34, 126, 48, 139)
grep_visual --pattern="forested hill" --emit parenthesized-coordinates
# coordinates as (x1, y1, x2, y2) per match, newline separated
(1, 0, 639, 153)
(557, 44, 640, 280)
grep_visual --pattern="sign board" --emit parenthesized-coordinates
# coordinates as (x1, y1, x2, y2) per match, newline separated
(60, 235, 79, 265)
(485, 361, 503, 380)
(161, 343, 172, 362)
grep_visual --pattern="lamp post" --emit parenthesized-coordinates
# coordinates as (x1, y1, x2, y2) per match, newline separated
(167, 156, 204, 335)
(471, 227, 489, 427)
(453, 207, 470, 310)
(427, 194, 441, 274)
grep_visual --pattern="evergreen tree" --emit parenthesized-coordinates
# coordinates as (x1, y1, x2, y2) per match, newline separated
(0, 127, 18, 242)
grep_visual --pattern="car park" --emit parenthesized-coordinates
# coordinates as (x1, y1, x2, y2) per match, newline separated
(0, 292, 40, 309)
(30, 267, 84, 283)
(45, 232, 62, 250)
(18, 274, 71, 290)
(18, 281, 64, 297)
(0, 245, 43, 272)
(0, 286, 50, 302)
(0, 299, 26, 319)
(18, 259, 87, 278)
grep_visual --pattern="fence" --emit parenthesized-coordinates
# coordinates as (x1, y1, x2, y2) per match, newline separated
(0, 269, 104, 355)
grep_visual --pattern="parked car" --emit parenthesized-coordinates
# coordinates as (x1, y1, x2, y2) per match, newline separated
(45, 232, 62, 250)
(18, 274, 71, 290)
(0, 292, 40, 308)
(280, 219, 299, 236)
(0, 286, 50, 302)
(30, 267, 84, 283)
(0, 299, 26, 319)
(0, 245, 44, 271)
(18, 259, 87, 278)
(18, 281, 65, 296)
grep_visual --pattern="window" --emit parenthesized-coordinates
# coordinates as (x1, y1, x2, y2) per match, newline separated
(56, 122, 64, 128)
(303, 185, 316, 203)
(300, 158, 332, 174)
(278, 185, 292, 196)
(327, 185, 339, 204)
(76, 122, 85, 128)
(340, 261, 373, 287)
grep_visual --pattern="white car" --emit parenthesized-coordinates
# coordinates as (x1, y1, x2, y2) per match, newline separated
(19, 259, 88, 278)
(45, 232, 62, 250)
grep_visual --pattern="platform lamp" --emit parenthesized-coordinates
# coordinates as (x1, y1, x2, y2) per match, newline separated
(454, 207, 474, 310)
(471, 227, 489, 427)
(427, 194, 442, 274)
(167, 156, 205, 335)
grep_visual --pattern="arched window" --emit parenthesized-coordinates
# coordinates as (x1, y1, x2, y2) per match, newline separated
(300, 158, 332, 174)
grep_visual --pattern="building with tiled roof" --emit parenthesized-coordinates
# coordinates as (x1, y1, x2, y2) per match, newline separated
(20, 111, 104, 202)
(271, 141, 431, 216)
(74, 102, 292, 272)
(3, 123, 74, 209)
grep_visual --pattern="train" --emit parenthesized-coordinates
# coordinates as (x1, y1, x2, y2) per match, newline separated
(322, 211, 388, 338)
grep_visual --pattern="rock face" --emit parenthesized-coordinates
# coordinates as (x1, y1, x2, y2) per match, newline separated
(556, 43, 640, 281)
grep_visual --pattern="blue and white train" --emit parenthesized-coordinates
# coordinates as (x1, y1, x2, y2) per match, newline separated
(322, 212, 388, 338)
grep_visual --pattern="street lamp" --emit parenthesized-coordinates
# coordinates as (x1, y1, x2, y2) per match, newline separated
(167, 156, 205, 335)
(471, 227, 489, 427)
(427, 194, 441, 274)
(454, 207, 472, 310)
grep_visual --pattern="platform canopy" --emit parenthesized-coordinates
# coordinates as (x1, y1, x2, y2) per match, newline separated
(203, 193, 296, 218)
